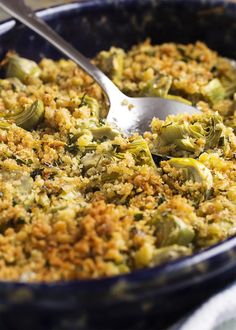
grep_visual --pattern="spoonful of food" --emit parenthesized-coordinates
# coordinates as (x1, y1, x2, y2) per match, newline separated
(0, 0, 200, 136)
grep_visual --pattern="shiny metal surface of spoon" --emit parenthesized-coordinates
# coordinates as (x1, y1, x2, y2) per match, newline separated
(0, 0, 200, 135)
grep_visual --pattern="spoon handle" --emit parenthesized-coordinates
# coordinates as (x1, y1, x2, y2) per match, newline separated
(0, 0, 120, 100)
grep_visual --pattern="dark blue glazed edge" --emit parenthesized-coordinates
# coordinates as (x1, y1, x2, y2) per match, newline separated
(0, 0, 235, 294)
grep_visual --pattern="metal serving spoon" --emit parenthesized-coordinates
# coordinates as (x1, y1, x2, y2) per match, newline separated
(0, 0, 199, 135)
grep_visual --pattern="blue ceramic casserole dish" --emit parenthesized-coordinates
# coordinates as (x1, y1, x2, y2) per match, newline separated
(0, 0, 236, 329)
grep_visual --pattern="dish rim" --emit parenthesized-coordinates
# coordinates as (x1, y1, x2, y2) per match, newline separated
(0, 0, 235, 291)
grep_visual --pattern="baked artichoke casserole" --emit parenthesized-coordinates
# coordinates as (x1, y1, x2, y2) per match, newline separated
(0, 40, 235, 281)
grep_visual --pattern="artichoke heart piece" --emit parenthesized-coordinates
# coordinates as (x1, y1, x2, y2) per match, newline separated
(140, 74, 172, 97)
(151, 112, 224, 156)
(5, 100, 45, 130)
(81, 153, 100, 170)
(218, 58, 236, 98)
(120, 136, 156, 168)
(168, 158, 213, 192)
(107, 136, 156, 166)
(202, 114, 223, 149)
(79, 95, 100, 118)
(221, 77, 236, 98)
(154, 212, 195, 247)
(91, 125, 120, 140)
(157, 122, 196, 152)
(96, 47, 125, 84)
(202, 78, 225, 104)
(6, 54, 41, 83)
(151, 245, 192, 266)
(0, 77, 27, 92)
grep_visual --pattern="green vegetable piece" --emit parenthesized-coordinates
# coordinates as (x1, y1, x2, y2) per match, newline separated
(96, 47, 125, 84)
(91, 125, 120, 140)
(6, 100, 45, 130)
(202, 78, 225, 104)
(193, 114, 223, 149)
(153, 112, 224, 156)
(155, 212, 195, 247)
(223, 80, 236, 98)
(121, 136, 156, 168)
(80, 95, 100, 118)
(219, 58, 236, 98)
(0, 77, 27, 92)
(151, 245, 192, 266)
(140, 74, 172, 97)
(81, 153, 101, 170)
(7, 77, 26, 92)
(6, 54, 41, 82)
(220, 66, 236, 98)
(158, 122, 196, 152)
(168, 157, 213, 192)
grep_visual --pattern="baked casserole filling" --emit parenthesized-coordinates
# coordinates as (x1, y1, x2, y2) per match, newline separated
(0, 41, 235, 281)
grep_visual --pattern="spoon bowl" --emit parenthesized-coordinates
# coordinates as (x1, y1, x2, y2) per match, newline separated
(108, 92, 200, 135)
